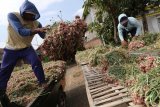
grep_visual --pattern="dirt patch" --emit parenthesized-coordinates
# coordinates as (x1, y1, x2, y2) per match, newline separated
(84, 38, 102, 49)
(64, 64, 89, 107)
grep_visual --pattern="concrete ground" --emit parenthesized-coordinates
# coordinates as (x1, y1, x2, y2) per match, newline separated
(64, 64, 89, 107)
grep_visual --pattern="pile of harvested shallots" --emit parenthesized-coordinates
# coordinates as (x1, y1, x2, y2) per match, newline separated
(7, 61, 66, 107)
(38, 16, 87, 63)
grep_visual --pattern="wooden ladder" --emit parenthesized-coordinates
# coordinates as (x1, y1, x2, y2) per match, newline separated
(81, 63, 144, 107)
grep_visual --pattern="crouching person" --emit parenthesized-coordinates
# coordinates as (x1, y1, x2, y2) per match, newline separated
(117, 13, 142, 47)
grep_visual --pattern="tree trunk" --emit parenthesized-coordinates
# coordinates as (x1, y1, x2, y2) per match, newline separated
(106, 3, 118, 43)
(101, 34, 106, 46)
(112, 17, 118, 43)
(141, 11, 148, 32)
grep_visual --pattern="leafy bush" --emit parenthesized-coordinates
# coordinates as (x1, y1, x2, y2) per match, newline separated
(88, 15, 115, 45)
(139, 33, 159, 45)
(104, 49, 127, 66)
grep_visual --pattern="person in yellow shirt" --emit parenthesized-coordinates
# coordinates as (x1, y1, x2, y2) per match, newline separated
(0, 0, 47, 106)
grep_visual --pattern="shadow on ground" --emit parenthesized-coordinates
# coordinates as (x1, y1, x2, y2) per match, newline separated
(66, 84, 89, 107)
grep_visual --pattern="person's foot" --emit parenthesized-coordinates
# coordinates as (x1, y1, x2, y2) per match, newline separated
(42, 83, 48, 89)
(40, 82, 48, 89)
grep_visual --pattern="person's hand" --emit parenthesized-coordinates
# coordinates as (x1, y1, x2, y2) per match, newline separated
(36, 27, 48, 33)
(31, 28, 47, 35)
(121, 40, 128, 47)
(45, 25, 51, 30)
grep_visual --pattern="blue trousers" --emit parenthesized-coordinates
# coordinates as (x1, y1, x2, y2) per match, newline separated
(0, 46, 45, 91)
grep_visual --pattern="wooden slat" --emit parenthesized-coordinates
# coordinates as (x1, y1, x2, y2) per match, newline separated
(85, 81, 95, 107)
(89, 83, 107, 90)
(88, 78, 104, 83)
(88, 81, 104, 85)
(84, 72, 97, 75)
(98, 97, 132, 107)
(87, 77, 103, 81)
(87, 74, 104, 78)
(128, 105, 144, 107)
(91, 69, 99, 73)
(82, 66, 94, 107)
(84, 70, 98, 74)
(129, 102, 135, 106)
(81, 65, 134, 107)
(86, 73, 108, 78)
(80, 62, 89, 66)
(94, 93, 129, 105)
(88, 81, 104, 87)
(87, 78, 103, 83)
(88, 80, 103, 85)
(85, 73, 100, 77)
(82, 65, 90, 72)
(94, 88, 128, 101)
(92, 86, 124, 98)
(90, 85, 112, 93)
(128, 102, 144, 107)
(91, 86, 112, 95)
